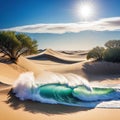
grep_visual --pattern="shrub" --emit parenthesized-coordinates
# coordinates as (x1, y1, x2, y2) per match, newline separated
(105, 40, 120, 48)
(87, 46, 105, 61)
(103, 48, 120, 62)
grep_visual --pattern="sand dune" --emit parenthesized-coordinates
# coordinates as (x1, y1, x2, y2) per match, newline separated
(0, 56, 44, 85)
(0, 49, 120, 120)
(27, 49, 86, 63)
(60, 50, 88, 56)
(17, 56, 44, 76)
(0, 61, 25, 85)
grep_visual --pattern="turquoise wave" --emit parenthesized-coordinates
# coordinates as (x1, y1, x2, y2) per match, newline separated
(13, 72, 120, 108)
(39, 84, 120, 105)
(73, 86, 117, 101)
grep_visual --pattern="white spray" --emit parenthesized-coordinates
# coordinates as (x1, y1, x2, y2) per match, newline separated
(13, 72, 120, 108)
(13, 72, 92, 100)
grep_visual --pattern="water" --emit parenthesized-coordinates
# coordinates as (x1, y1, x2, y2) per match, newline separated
(13, 72, 120, 108)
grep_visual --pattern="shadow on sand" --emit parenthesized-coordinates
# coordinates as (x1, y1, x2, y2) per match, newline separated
(6, 89, 91, 115)
(82, 62, 120, 81)
(28, 54, 80, 64)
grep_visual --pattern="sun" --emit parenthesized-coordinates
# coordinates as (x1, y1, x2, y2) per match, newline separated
(80, 4, 93, 18)
(77, 3, 94, 20)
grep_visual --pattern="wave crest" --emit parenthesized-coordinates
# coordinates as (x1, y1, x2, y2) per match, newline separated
(13, 72, 120, 108)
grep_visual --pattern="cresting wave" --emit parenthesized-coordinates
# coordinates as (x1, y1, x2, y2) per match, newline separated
(13, 72, 120, 108)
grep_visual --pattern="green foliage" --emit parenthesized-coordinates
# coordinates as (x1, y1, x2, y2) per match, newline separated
(0, 31, 38, 62)
(87, 46, 105, 61)
(103, 48, 120, 62)
(104, 40, 120, 62)
(105, 40, 120, 48)
(87, 40, 120, 63)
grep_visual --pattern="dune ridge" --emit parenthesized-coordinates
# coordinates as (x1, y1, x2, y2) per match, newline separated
(27, 49, 86, 63)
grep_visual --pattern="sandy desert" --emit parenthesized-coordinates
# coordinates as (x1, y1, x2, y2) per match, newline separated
(0, 49, 120, 120)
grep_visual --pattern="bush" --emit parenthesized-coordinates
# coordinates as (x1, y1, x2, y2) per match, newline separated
(0, 31, 38, 62)
(87, 46, 105, 61)
(103, 48, 120, 62)
(105, 40, 120, 48)
(86, 40, 120, 63)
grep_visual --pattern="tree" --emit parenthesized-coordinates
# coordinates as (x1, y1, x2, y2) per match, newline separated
(0, 31, 38, 62)
(87, 46, 105, 61)
(105, 40, 120, 48)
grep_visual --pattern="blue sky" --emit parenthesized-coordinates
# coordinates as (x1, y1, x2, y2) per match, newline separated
(0, 0, 120, 50)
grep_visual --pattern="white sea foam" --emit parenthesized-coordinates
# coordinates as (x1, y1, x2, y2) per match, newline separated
(13, 72, 57, 103)
(13, 72, 120, 108)
(35, 72, 91, 88)
(13, 72, 91, 101)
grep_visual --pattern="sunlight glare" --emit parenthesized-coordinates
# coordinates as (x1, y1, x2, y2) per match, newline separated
(77, 2, 94, 20)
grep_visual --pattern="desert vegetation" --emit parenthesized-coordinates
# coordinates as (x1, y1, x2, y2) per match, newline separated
(87, 40, 120, 62)
(0, 31, 38, 62)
